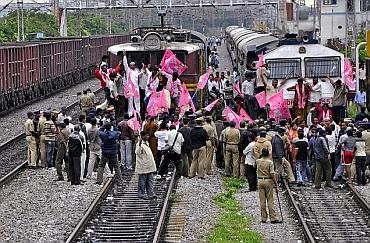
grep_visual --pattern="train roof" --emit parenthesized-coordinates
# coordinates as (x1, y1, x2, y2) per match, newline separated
(108, 42, 201, 55)
(264, 44, 344, 59)
(225, 26, 239, 35)
(237, 34, 278, 53)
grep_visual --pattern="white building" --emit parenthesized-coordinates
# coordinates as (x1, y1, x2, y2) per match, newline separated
(320, 0, 369, 44)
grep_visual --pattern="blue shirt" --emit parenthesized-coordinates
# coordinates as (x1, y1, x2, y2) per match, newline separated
(355, 91, 366, 105)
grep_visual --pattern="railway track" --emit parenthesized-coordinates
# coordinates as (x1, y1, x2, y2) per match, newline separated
(66, 167, 176, 243)
(0, 88, 103, 187)
(284, 180, 370, 243)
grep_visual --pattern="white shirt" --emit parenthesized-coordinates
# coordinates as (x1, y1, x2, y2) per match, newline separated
(256, 67, 270, 87)
(167, 129, 184, 154)
(355, 139, 366, 156)
(243, 141, 256, 165)
(154, 130, 168, 151)
(123, 56, 141, 91)
(359, 68, 366, 80)
(108, 80, 118, 98)
(241, 79, 255, 96)
(310, 82, 322, 103)
(326, 133, 336, 153)
(208, 80, 219, 93)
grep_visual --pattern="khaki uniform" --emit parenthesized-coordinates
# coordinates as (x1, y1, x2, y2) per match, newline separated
(203, 123, 215, 175)
(254, 137, 272, 159)
(224, 128, 240, 177)
(255, 157, 278, 222)
(39, 116, 47, 167)
(25, 118, 37, 166)
(56, 128, 70, 179)
(80, 94, 93, 116)
(87, 92, 96, 105)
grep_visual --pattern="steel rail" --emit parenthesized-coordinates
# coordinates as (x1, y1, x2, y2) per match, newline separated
(153, 168, 177, 243)
(282, 179, 316, 243)
(0, 161, 28, 187)
(347, 183, 370, 216)
(65, 177, 114, 243)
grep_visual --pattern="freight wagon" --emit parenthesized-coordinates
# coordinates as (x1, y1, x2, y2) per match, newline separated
(0, 34, 129, 112)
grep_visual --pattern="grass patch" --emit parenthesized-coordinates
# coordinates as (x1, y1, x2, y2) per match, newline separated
(170, 192, 181, 203)
(208, 177, 263, 243)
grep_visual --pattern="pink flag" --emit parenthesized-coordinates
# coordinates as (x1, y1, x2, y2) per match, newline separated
(147, 89, 159, 117)
(239, 108, 255, 124)
(268, 91, 291, 121)
(123, 71, 140, 99)
(179, 83, 195, 116)
(159, 89, 170, 112)
(127, 110, 141, 131)
(197, 67, 213, 90)
(204, 99, 219, 112)
(233, 80, 244, 97)
(256, 53, 265, 68)
(160, 48, 175, 67)
(161, 54, 188, 76)
(225, 106, 241, 128)
(344, 58, 355, 91)
(255, 91, 267, 108)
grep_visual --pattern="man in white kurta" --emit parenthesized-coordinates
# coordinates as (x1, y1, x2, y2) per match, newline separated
(123, 52, 142, 116)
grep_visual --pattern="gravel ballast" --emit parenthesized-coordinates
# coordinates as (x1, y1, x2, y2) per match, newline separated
(0, 78, 101, 145)
(175, 171, 223, 242)
(0, 169, 104, 242)
(354, 184, 370, 204)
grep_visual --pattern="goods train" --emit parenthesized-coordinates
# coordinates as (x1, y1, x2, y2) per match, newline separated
(0, 35, 129, 112)
(108, 26, 207, 108)
(225, 26, 345, 105)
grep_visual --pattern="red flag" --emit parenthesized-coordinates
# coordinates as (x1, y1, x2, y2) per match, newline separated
(255, 91, 267, 108)
(123, 71, 140, 99)
(197, 67, 213, 90)
(344, 58, 355, 91)
(161, 54, 188, 76)
(225, 106, 241, 128)
(239, 108, 256, 124)
(256, 53, 265, 68)
(204, 98, 219, 112)
(160, 48, 175, 67)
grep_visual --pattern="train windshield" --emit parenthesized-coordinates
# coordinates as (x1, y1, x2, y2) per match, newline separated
(304, 57, 341, 78)
(266, 59, 301, 79)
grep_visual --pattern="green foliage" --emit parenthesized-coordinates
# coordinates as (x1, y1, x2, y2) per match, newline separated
(0, 10, 126, 42)
(347, 103, 357, 120)
(208, 177, 263, 243)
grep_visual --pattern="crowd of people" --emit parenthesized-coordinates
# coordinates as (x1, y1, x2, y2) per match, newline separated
(24, 42, 370, 223)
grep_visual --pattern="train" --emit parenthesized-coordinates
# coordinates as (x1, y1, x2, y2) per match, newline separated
(0, 35, 130, 112)
(225, 26, 345, 105)
(107, 26, 207, 108)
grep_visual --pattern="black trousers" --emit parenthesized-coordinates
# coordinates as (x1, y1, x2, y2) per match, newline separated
(69, 156, 81, 185)
(245, 164, 257, 191)
(158, 152, 182, 177)
(356, 156, 367, 185)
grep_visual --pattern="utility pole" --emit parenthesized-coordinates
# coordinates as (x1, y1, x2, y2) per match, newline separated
(16, 0, 24, 41)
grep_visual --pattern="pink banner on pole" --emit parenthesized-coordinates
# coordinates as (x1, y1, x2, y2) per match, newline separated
(268, 91, 291, 121)
(255, 91, 267, 108)
(147, 89, 159, 117)
(159, 89, 170, 112)
(123, 71, 140, 99)
(225, 106, 241, 128)
(127, 110, 141, 131)
(160, 48, 175, 67)
(239, 108, 255, 124)
(197, 67, 213, 90)
(204, 99, 219, 112)
(161, 54, 188, 76)
(344, 58, 355, 91)
(233, 80, 244, 97)
(256, 53, 265, 68)
(179, 83, 195, 116)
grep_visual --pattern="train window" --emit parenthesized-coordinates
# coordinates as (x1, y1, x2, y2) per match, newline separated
(266, 59, 301, 79)
(323, 0, 337, 5)
(127, 52, 150, 66)
(304, 57, 341, 78)
(173, 51, 186, 64)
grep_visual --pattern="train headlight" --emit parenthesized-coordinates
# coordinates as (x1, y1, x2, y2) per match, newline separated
(131, 35, 141, 43)
(166, 35, 172, 42)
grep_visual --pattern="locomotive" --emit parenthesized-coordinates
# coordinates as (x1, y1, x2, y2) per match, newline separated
(108, 26, 207, 108)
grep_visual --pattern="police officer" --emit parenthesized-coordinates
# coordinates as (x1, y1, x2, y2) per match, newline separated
(255, 148, 281, 223)
(38, 111, 47, 167)
(25, 112, 37, 168)
(224, 121, 240, 177)
(203, 117, 216, 175)
(80, 90, 93, 117)
(55, 123, 70, 181)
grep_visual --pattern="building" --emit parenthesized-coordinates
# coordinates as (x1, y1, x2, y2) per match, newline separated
(320, 0, 369, 44)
